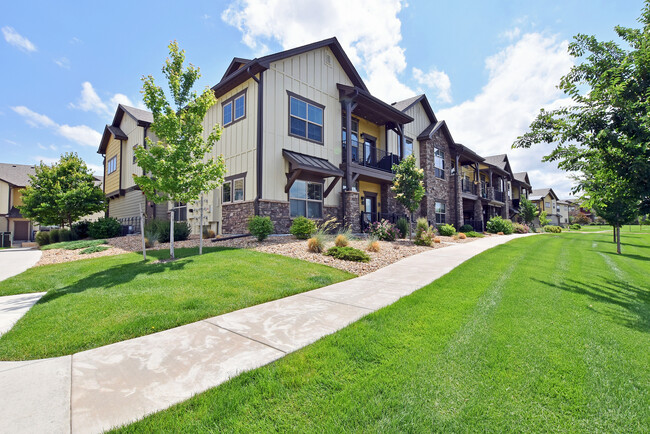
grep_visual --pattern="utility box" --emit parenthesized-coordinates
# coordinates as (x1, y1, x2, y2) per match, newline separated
(0, 232, 11, 248)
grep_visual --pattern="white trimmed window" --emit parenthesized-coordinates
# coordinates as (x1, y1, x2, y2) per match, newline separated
(107, 156, 117, 174)
(404, 137, 413, 158)
(435, 201, 446, 224)
(289, 95, 324, 143)
(223, 92, 246, 126)
(434, 148, 445, 179)
(222, 177, 245, 203)
(290, 180, 323, 218)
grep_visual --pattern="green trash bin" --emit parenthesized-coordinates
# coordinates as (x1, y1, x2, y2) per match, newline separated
(0, 232, 10, 248)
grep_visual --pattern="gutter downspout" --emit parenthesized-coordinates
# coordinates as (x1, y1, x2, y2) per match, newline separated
(248, 66, 263, 216)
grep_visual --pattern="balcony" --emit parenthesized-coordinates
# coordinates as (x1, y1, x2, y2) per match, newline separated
(461, 178, 477, 195)
(494, 189, 505, 202)
(480, 182, 488, 199)
(343, 141, 400, 173)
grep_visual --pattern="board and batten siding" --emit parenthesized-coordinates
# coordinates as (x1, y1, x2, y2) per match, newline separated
(118, 113, 141, 191)
(104, 138, 121, 194)
(262, 46, 354, 207)
(387, 101, 429, 167)
(108, 190, 145, 219)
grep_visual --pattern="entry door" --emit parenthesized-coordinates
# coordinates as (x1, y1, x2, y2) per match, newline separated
(364, 196, 377, 222)
(14, 221, 29, 240)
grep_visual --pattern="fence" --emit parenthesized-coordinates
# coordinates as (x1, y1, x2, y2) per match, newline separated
(117, 216, 142, 235)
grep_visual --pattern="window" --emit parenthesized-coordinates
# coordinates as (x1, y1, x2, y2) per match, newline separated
(290, 180, 322, 218)
(342, 115, 360, 161)
(404, 137, 413, 158)
(222, 90, 246, 126)
(434, 148, 445, 179)
(222, 176, 245, 203)
(133, 144, 139, 164)
(545, 201, 551, 209)
(289, 94, 324, 143)
(107, 156, 117, 174)
(173, 202, 187, 221)
(435, 202, 446, 224)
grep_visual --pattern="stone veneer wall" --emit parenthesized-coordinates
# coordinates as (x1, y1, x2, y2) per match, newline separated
(419, 130, 459, 227)
(381, 183, 410, 217)
(342, 191, 361, 233)
(222, 201, 255, 234)
(257, 199, 291, 233)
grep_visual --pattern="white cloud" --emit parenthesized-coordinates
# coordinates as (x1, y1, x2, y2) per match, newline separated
(86, 163, 103, 175)
(412, 67, 452, 103)
(33, 156, 59, 165)
(109, 93, 135, 108)
(221, 0, 418, 102)
(5, 139, 19, 146)
(12, 105, 101, 148)
(500, 27, 521, 41)
(70, 82, 142, 115)
(54, 57, 71, 69)
(438, 32, 577, 198)
(1, 26, 36, 52)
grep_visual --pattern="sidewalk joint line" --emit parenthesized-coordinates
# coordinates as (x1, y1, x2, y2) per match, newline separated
(202, 320, 288, 354)
(301, 294, 374, 311)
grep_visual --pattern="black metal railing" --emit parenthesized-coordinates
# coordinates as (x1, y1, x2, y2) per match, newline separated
(512, 199, 520, 209)
(480, 182, 488, 198)
(494, 190, 505, 202)
(117, 216, 142, 235)
(343, 141, 400, 173)
(464, 220, 483, 232)
(360, 212, 409, 232)
(461, 178, 476, 194)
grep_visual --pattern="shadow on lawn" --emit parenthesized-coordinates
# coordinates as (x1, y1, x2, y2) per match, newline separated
(531, 276, 650, 333)
(37, 247, 238, 305)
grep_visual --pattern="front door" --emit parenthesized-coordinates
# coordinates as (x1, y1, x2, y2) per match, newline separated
(364, 195, 377, 223)
(13, 221, 29, 240)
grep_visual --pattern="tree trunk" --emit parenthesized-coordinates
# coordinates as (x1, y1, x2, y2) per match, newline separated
(613, 226, 616, 243)
(170, 210, 175, 259)
(409, 211, 413, 240)
(616, 224, 621, 254)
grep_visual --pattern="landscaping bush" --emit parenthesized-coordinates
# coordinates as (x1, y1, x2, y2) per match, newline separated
(79, 245, 110, 255)
(324, 246, 370, 263)
(464, 231, 484, 238)
(248, 216, 274, 241)
(366, 236, 380, 252)
(290, 216, 316, 239)
(396, 217, 409, 238)
(144, 226, 158, 248)
(307, 234, 325, 253)
(202, 227, 216, 238)
(437, 223, 456, 236)
(368, 219, 400, 241)
(58, 229, 73, 242)
(89, 217, 122, 239)
(35, 231, 50, 246)
(414, 218, 435, 246)
(334, 234, 349, 247)
(570, 224, 581, 230)
(486, 216, 514, 235)
(458, 232, 467, 239)
(145, 219, 191, 243)
(513, 223, 530, 234)
(71, 220, 91, 239)
(544, 225, 562, 233)
(459, 224, 474, 233)
(49, 229, 61, 243)
(433, 237, 441, 244)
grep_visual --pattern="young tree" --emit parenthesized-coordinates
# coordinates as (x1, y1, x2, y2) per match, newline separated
(538, 210, 551, 227)
(20, 153, 105, 228)
(514, 2, 650, 214)
(391, 155, 425, 239)
(134, 41, 226, 258)
(518, 197, 538, 227)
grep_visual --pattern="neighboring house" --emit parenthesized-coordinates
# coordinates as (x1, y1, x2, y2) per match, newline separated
(511, 171, 533, 222)
(99, 37, 536, 234)
(0, 163, 37, 243)
(557, 200, 571, 225)
(530, 188, 561, 225)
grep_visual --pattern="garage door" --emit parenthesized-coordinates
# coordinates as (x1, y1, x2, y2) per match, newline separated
(13, 221, 29, 240)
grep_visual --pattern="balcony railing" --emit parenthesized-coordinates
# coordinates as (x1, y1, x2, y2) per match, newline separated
(463, 219, 483, 232)
(461, 178, 476, 195)
(480, 182, 488, 199)
(343, 141, 400, 173)
(494, 190, 505, 202)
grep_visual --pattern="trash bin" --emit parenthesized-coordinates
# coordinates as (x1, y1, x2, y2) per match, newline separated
(0, 232, 10, 248)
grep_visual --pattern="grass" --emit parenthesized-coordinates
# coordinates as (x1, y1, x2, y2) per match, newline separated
(575, 224, 647, 232)
(79, 245, 110, 254)
(40, 239, 107, 250)
(116, 231, 650, 432)
(0, 247, 353, 360)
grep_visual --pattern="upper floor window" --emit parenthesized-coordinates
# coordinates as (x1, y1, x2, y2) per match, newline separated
(289, 93, 324, 143)
(545, 201, 551, 209)
(434, 148, 445, 179)
(222, 90, 246, 127)
(404, 137, 413, 158)
(435, 201, 446, 224)
(290, 180, 323, 218)
(107, 156, 117, 174)
(222, 175, 245, 203)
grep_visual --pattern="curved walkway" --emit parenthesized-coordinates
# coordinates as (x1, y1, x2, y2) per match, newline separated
(0, 248, 42, 282)
(0, 234, 533, 434)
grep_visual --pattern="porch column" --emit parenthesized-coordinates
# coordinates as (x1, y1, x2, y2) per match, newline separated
(344, 100, 353, 190)
(398, 124, 405, 159)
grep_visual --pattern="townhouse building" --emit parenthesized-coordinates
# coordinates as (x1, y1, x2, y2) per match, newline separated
(530, 188, 561, 225)
(0, 163, 37, 243)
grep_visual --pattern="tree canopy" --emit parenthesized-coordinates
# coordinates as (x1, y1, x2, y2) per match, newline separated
(133, 41, 226, 204)
(19, 153, 105, 227)
(391, 155, 425, 238)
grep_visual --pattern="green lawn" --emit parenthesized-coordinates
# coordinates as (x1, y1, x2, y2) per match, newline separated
(0, 247, 353, 360)
(117, 232, 649, 432)
(40, 239, 108, 250)
(575, 224, 648, 232)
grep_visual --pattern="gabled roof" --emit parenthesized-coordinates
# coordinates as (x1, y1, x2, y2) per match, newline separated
(483, 154, 513, 177)
(417, 120, 454, 145)
(513, 171, 531, 188)
(118, 105, 153, 126)
(98, 104, 153, 154)
(338, 84, 413, 125)
(221, 57, 252, 81)
(455, 143, 484, 163)
(531, 188, 559, 201)
(0, 163, 36, 187)
(391, 94, 437, 124)
(212, 37, 368, 98)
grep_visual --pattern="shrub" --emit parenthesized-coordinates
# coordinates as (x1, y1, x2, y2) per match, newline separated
(512, 223, 530, 234)
(544, 225, 562, 233)
(248, 216, 274, 241)
(437, 223, 456, 236)
(59, 229, 73, 242)
(497, 231, 505, 235)
(79, 245, 110, 255)
(459, 224, 474, 233)
(366, 236, 380, 252)
(35, 231, 50, 246)
(414, 218, 434, 246)
(71, 220, 91, 239)
(433, 237, 441, 244)
(307, 234, 325, 253)
(144, 226, 158, 248)
(458, 232, 467, 239)
(395, 217, 409, 238)
(334, 234, 349, 247)
(570, 223, 581, 230)
(324, 246, 370, 263)
(146, 219, 191, 242)
(464, 231, 484, 238)
(89, 217, 122, 239)
(486, 216, 514, 235)
(49, 229, 61, 243)
(368, 219, 400, 241)
(202, 227, 216, 238)
(290, 216, 316, 239)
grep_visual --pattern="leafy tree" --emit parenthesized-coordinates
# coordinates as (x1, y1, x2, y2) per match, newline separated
(514, 2, 650, 214)
(391, 155, 425, 239)
(518, 197, 538, 226)
(538, 210, 551, 227)
(134, 41, 226, 258)
(20, 153, 105, 228)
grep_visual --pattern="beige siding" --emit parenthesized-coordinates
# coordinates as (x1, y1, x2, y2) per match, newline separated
(0, 182, 9, 214)
(11, 187, 23, 207)
(119, 113, 142, 190)
(108, 190, 145, 220)
(387, 100, 429, 166)
(105, 138, 121, 194)
(262, 46, 354, 207)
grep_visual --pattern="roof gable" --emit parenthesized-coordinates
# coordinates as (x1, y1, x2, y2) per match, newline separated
(0, 163, 36, 187)
(483, 154, 514, 177)
(392, 94, 436, 124)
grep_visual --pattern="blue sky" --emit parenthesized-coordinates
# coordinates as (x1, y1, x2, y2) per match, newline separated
(0, 0, 643, 197)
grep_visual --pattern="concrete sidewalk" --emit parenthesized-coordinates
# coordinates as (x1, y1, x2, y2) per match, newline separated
(0, 248, 42, 282)
(0, 292, 47, 337)
(0, 234, 533, 434)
